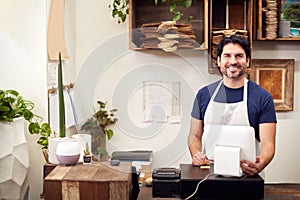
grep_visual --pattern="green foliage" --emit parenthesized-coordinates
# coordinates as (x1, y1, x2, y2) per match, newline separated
(94, 100, 118, 139)
(281, 2, 300, 23)
(97, 146, 109, 155)
(0, 89, 52, 149)
(81, 101, 118, 139)
(109, 0, 193, 23)
(29, 122, 51, 149)
(83, 142, 91, 155)
(58, 52, 66, 138)
(80, 100, 118, 155)
(109, 0, 129, 23)
(0, 89, 34, 122)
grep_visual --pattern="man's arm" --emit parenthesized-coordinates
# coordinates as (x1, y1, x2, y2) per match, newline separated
(241, 122, 276, 175)
(188, 117, 208, 165)
(257, 122, 276, 170)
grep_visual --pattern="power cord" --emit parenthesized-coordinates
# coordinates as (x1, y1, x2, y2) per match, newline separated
(185, 172, 216, 200)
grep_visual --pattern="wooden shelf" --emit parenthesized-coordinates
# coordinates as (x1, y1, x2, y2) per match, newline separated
(208, 0, 253, 74)
(129, 0, 208, 51)
(255, 0, 300, 41)
(256, 37, 300, 41)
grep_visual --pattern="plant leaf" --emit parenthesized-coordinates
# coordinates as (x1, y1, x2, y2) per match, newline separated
(183, 0, 192, 8)
(112, 8, 118, 17)
(0, 105, 10, 112)
(97, 147, 108, 155)
(58, 52, 66, 138)
(29, 122, 40, 134)
(80, 120, 97, 130)
(170, 2, 176, 12)
(173, 11, 183, 21)
(106, 129, 114, 140)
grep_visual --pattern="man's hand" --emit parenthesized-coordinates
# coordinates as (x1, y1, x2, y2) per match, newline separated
(240, 156, 262, 176)
(192, 151, 209, 166)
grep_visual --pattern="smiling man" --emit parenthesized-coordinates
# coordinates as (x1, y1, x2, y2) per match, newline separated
(188, 35, 277, 176)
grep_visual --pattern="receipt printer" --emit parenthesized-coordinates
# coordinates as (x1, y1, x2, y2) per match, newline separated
(152, 168, 181, 198)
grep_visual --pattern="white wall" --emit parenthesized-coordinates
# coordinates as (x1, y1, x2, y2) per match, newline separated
(252, 42, 300, 182)
(0, 1, 47, 200)
(0, 1, 299, 199)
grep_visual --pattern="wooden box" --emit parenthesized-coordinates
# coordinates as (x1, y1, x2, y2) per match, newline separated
(255, 0, 300, 41)
(208, 0, 253, 74)
(129, 0, 208, 50)
(44, 162, 132, 200)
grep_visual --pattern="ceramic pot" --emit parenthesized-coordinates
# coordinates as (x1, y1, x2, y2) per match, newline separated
(83, 154, 92, 165)
(0, 117, 29, 200)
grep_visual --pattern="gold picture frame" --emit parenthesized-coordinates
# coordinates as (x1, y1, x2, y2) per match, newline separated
(249, 59, 294, 111)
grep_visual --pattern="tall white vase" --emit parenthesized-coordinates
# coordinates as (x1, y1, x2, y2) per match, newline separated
(0, 117, 29, 200)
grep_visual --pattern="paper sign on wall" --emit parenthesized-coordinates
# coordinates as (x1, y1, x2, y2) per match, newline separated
(143, 81, 180, 123)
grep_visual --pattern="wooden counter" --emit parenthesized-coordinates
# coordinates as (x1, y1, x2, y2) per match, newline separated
(44, 162, 132, 200)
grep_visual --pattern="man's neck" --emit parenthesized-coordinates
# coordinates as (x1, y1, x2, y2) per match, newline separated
(223, 76, 245, 88)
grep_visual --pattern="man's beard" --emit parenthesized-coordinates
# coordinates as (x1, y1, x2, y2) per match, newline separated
(222, 65, 247, 78)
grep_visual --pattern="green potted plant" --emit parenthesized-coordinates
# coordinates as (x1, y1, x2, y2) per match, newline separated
(0, 89, 52, 149)
(83, 142, 92, 164)
(57, 52, 66, 138)
(80, 100, 118, 161)
(0, 89, 51, 200)
(109, 0, 193, 23)
(47, 52, 72, 165)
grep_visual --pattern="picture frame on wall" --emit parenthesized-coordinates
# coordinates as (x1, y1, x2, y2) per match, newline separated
(249, 59, 295, 111)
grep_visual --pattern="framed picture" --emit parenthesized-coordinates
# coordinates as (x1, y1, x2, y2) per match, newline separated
(249, 59, 295, 111)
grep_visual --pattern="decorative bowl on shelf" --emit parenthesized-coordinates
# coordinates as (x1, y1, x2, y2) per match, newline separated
(56, 141, 80, 165)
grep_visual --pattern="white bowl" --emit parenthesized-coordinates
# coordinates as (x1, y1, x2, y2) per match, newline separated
(56, 141, 80, 165)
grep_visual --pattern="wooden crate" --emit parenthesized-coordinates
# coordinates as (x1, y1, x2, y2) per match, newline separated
(255, 0, 300, 41)
(129, 0, 208, 50)
(208, 0, 253, 74)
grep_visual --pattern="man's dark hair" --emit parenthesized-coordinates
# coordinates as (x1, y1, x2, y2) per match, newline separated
(217, 35, 251, 59)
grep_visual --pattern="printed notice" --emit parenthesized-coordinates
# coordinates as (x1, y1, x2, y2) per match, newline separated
(143, 81, 180, 123)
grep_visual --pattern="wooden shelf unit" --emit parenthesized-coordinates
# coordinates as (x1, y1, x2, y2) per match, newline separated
(129, 0, 208, 50)
(255, 0, 300, 41)
(208, 0, 253, 74)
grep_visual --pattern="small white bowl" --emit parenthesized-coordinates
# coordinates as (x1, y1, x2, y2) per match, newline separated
(56, 141, 80, 165)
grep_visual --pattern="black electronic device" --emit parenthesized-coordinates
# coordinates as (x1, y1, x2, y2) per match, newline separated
(152, 168, 181, 180)
(152, 168, 181, 198)
(180, 164, 264, 199)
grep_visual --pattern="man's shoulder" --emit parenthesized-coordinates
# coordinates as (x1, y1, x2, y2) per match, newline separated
(198, 79, 221, 94)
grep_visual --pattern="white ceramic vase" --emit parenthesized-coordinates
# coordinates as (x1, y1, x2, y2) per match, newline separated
(0, 117, 29, 200)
